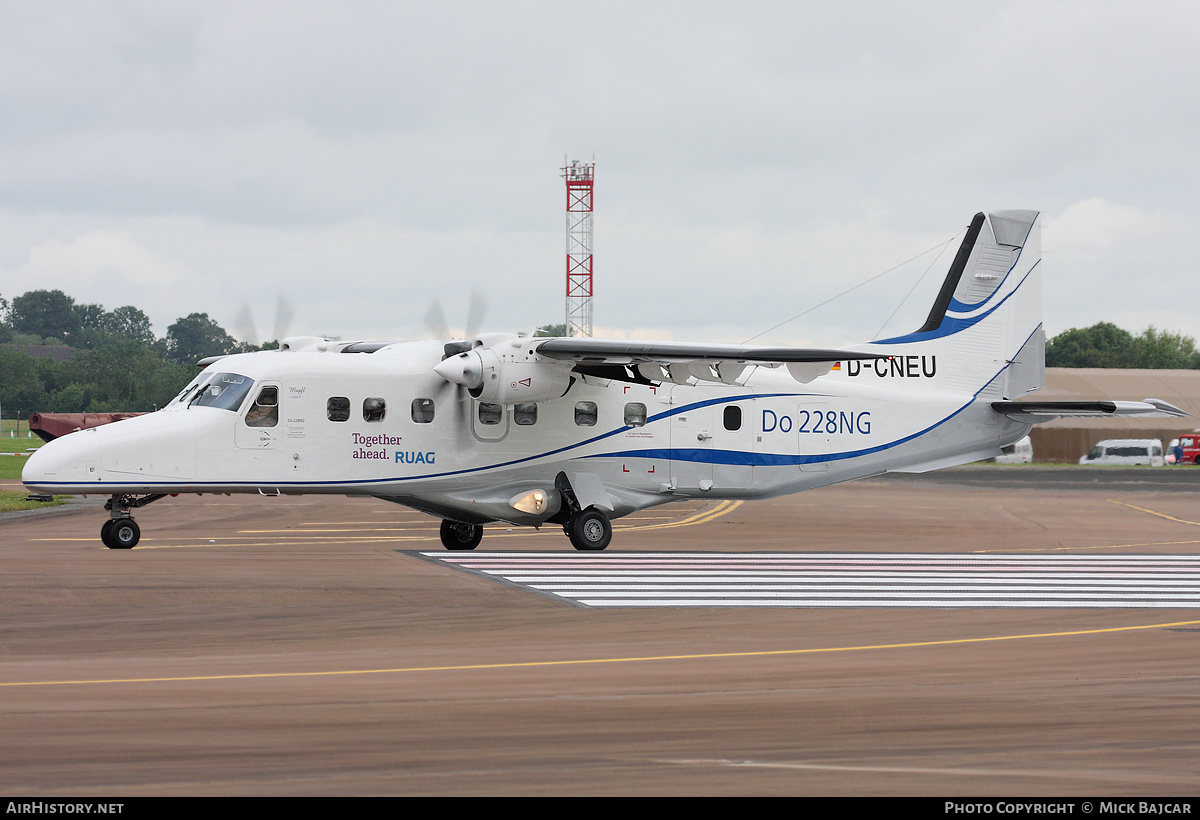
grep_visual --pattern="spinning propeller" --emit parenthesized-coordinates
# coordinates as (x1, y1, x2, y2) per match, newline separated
(233, 292, 295, 348)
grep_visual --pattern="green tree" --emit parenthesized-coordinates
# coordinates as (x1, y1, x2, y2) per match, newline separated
(164, 313, 237, 365)
(1046, 323, 1136, 368)
(536, 323, 567, 337)
(10, 290, 83, 345)
(0, 347, 48, 418)
(49, 383, 86, 413)
(1133, 326, 1200, 369)
(74, 302, 108, 330)
(104, 306, 156, 346)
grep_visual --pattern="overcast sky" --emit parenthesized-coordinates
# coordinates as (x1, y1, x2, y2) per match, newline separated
(1, 1, 1197, 347)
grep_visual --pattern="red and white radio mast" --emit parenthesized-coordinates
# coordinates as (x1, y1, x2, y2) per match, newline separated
(563, 159, 595, 337)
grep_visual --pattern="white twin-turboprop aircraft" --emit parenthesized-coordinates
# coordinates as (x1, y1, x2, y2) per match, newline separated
(23, 210, 1185, 550)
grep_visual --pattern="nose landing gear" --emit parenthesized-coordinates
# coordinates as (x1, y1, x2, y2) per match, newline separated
(101, 517, 140, 549)
(100, 494, 166, 550)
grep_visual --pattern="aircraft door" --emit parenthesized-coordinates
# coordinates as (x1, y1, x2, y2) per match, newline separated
(236, 383, 282, 450)
(710, 391, 756, 491)
(669, 389, 714, 492)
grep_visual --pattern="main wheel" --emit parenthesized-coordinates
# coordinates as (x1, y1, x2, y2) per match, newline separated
(440, 519, 483, 551)
(106, 518, 139, 549)
(100, 519, 115, 547)
(568, 507, 612, 551)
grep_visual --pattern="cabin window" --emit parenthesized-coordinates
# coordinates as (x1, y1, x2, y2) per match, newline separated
(514, 403, 538, 426)
(575, 401, 598, 426)
(192, 372, 254, 412)
(411, 398, 435, 424)
(723, 405, 742, 431)
(363, 397, 386, 423)
(245, 386, 279, 428)
(478, 402, 503, 425)
(624, 402, 647, 427)
(327, 397, 350, 422)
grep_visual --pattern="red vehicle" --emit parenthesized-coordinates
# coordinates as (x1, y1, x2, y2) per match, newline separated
(1178, 433, 1200, 465)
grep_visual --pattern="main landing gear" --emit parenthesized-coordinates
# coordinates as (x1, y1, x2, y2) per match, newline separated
(100, 494, 166, 549)
(564, 507, 612, 551)
(554, 472, 612, 551)
(439, 519, 484, 550)
(435, 473, 614, 552)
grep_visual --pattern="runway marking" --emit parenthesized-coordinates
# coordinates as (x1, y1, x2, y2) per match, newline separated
(2, 618, 1197, 688)
(655, 758, 1096, 781)
(1109, 499, 1200, 527)
(621, 500, 743, 531)
(421, 552, 1200, 608)
(971, 539, 1200, 554)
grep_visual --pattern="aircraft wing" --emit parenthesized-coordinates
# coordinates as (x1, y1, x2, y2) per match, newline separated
(991, 399, 1187, 422)
(534, 338, 884, 365)
(533, 338, 887, 385)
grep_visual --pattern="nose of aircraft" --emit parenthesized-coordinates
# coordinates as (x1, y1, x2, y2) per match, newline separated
(21, 429, 102, 491)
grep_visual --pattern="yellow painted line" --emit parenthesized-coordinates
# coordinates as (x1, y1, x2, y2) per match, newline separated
(969, 500, 1200, 553)
(4, 618, 1197, 689)
(973, 539, 1200, 554)
(238, 528, 440, 534)
(1108, 499, 1200, 527)
(622, 500, 743, 531)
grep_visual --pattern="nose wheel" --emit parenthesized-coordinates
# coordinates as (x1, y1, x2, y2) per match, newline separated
(101, 518, 140, 549)
(99, 493, 165, 549)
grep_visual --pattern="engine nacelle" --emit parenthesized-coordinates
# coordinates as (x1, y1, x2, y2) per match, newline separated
(434, 341, 572, 404)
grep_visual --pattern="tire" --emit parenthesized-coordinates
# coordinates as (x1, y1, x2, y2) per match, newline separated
(440, 520, 483, 551)
(100, 519, 115, 547)
(568, 507, 612, 551)
(107, 518, 139, 549)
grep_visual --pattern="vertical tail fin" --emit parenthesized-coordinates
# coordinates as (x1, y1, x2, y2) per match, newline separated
(862, 210, 1043, 399)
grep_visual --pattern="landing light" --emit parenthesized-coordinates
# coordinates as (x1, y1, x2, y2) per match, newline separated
(509, 489, 548, 515)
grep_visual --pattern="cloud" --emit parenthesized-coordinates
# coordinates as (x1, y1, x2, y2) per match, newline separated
(19, 229, 189, 287)
(1049, 198, 1151, 256)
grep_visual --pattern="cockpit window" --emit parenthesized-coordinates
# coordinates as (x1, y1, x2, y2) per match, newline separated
(174, 376, 206, 404)
(191, 373, 254, 412)
(245, 386, 279, 428)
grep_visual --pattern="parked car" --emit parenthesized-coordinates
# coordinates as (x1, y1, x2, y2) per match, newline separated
(1079, 439, 1164, 467)
(994, 435, 1033, 464)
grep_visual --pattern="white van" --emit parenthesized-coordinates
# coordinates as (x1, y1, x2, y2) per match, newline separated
(1079, 439, 1164, 467)
(994, 435, 1033, 464)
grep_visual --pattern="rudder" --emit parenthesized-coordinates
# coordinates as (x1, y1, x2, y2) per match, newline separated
(863, 209, 1043, 400)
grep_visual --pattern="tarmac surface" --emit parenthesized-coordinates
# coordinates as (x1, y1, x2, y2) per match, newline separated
(3, 466, 1200, 795)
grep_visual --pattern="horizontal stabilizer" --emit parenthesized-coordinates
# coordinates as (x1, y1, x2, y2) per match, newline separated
(991, 398, 1187, 423)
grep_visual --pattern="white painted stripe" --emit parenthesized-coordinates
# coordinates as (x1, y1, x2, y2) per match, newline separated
(420, 552, 1200, 608)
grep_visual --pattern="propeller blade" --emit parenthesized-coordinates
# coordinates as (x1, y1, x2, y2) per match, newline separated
(233, 303, 258, 347)
(465, 289, 487, 340)
(271, 292, 294, 344)
(425, 299, 450, 339)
